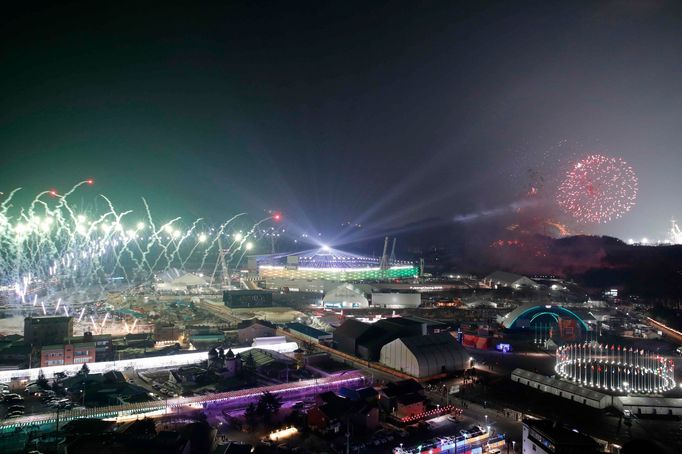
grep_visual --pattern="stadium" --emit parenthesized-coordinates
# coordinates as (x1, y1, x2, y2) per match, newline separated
(251, 247, 419, 282)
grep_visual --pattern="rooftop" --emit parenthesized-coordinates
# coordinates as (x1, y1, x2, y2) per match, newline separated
(285, 322, 330, 339)
(524, 418, 599, 449)
(237, 318, 276, 330)
(512, 368, 610, 401)
(334, 319, 372, 339)
(256, 246, 414, 268)
(382, 379, 423, 398)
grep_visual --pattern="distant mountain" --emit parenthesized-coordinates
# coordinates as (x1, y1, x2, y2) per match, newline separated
(277, 216, 682, 297)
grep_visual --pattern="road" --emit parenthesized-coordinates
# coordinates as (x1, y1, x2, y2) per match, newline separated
(0, 371, 365, 434)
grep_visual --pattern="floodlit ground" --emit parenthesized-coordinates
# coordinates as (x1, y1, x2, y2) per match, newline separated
(0, 315, 25, 335)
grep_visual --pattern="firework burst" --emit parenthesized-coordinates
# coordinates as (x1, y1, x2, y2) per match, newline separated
(557, 154, 638, 224)
(0, 181, 270, 310)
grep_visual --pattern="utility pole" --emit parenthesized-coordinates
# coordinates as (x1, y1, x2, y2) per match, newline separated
(389, 237, 396, 264)
(345, 418, 350, 454)
(54, 406, 60, 450)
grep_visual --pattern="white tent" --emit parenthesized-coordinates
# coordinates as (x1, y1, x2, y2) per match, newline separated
(155, 268, 208, 292)
(380, 333, 469, 378)
(322, 283, 369, 309)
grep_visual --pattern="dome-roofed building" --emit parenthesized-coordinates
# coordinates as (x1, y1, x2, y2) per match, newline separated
(483, 271, 538, 289)
(322, 283, 369, 309)
(379, 332, 470, 378)
(154, 268, 208, 293)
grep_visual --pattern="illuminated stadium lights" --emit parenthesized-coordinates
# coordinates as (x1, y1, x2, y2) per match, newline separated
(555, 343, 676, 394)
(259, 264, 418, 280)
(256, 247, 419, 282)
(399, 405, 461, 423)
(269, 426, 298, 441)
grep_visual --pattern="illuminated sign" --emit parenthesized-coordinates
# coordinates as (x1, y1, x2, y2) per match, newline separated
(496, 343, 511, 353)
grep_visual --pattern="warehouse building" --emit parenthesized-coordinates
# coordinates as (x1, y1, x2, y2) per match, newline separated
(614, 396, 682, 417)
(511, 368, 612, 409)
(223, 290, 273, 308)
(333, 319, 372, 357)
(379, 333, 469, 378)
(371, 292, 421, 308)
(333, 317, 449, 361)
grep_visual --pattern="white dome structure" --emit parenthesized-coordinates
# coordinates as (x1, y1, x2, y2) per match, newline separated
(380, 333, 469, 378)
(322, 283, 369, 309)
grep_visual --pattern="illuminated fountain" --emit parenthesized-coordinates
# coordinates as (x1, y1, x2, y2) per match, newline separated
(555, 343, 676, 394)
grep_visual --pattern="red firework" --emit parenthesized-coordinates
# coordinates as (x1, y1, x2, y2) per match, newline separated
(557, 154, 638, 224)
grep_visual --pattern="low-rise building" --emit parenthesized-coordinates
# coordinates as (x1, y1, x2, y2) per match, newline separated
(24, 316, 74, 347)
(65, 332, 113, 362)
(237, 319, 277, 344)
(40, 342, 96, 367)
(379, 379, 426, 419)
(522, 418, 599, 453)
(511, 368, 613, 409)
(307, 390, 379, 434)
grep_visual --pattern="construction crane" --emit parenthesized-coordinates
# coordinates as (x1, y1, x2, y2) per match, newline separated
(210, 236, 231, 288)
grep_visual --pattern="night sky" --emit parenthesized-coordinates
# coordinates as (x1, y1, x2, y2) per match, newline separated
(2, 1, 682, 244)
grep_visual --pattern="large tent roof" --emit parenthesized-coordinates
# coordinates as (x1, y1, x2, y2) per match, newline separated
(399, 333, 469, 371)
